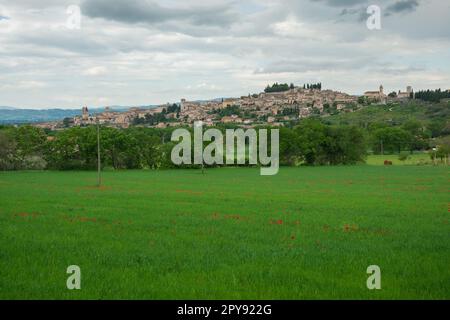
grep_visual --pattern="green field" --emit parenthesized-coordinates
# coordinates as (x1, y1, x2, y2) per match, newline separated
(0, 165, 449, 299)
(366, 153, 432, 166)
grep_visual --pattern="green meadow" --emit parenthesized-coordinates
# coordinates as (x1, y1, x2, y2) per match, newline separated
(0, 164, 449, 299)
(366, 153, 433, 166)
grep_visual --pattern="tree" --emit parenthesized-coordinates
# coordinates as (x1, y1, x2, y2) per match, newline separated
(218, 105, 241, 117)
(358, 96, 368, 105)
(398, 151, 409, 162)
(264, 83, 290, 93)
(415, 89, 450, 102)
(427, 119, 446, 138)
(402, 120, 422, 136)
(63, 117, 73, 128)
(279, 127, 300, 166)
(320, 126, 366, 165)
(294, 119, 326, 165)
(12, 126, 47, 160)
(45, 127, 97, 170)
(0, 131, 17, 170)
(133, 129, 164, 169)
(371, 127, 412, 154)
(402, 120, 428, 152)
(101, 127, 139, 169)
(434, 136, 450, 164)
(1, 125, 47, 169)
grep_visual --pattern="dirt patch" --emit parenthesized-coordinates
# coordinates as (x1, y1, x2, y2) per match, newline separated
(13, 212, 40, 219)
(60, 214, 98, 223)
(270, 219, 283, 225)
(343, 224, 359, 232)
(210, 212, 249, 222)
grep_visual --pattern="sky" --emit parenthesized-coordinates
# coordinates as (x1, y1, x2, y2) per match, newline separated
(0, 0, 449, 109)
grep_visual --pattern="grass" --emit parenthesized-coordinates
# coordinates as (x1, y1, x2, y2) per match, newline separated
(325, 101, 450, 127)
(0, 164, 449, 299)
(366, 153, 432, 166)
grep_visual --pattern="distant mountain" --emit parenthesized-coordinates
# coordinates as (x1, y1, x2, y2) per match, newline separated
(0, 105, 159, 124)
(0, 109, 82, 124)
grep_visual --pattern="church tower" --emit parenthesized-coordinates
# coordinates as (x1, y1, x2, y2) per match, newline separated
(180, 99, 186, 112)
(82, 106, 89, 121)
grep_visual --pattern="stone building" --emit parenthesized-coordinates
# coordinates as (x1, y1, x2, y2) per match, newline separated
(364, 85, 387, 103)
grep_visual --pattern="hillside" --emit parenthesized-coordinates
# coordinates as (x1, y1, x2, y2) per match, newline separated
(323, 100, 450, 128)
(0, 106, 153, 124)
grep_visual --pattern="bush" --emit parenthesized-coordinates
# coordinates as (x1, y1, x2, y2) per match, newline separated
(23, 155, 47, 170)
(398, 152, 409, 162)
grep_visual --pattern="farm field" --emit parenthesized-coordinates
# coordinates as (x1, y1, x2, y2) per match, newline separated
(0, 165, 449, 299)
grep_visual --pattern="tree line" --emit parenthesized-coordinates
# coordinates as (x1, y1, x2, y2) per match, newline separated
(132, 104, 180, 125)
(1, 118, 448, 171)
(303, 83, 322, 90)
(264, 83, 293, 93)
(415, 89, 450, 102)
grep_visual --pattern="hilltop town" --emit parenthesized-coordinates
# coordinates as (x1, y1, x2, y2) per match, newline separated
(34, 83, 415, 130)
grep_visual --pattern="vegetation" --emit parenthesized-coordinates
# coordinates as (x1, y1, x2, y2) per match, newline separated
(0, 121, 368, 170)
(133, 104, 180, 126)
(414, 89, 450, 102)
(1, 100, 449, 171)
(217, 105, 241, 118)
(0, 166, 448, 299)
(2, 112, 450, 171)
(324, 101, 450, 137)
(264, 83, 290, 93)
(279, 120, 366, 166)
(303, 83, 322, 90)
(398, 151, 409, 162)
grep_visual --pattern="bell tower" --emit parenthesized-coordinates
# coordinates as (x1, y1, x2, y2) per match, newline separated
(82, 106, 89, 121)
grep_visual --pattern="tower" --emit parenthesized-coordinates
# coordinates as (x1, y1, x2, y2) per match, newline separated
(82, 106, 89, 121)
(379, 85, 384, 95)
(406, 86, 412, 94)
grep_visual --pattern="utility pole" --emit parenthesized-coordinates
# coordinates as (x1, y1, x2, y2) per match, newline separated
(380, 140, 384, 155)
(97, 121, 101, 187)
(432, 147, 437, 166)
(194, 120, 205, 174)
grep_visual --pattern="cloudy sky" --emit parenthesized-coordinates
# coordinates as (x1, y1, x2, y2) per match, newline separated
(0, 0, 449, 109)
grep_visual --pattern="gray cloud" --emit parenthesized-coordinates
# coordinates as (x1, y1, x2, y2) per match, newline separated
(254, 57, 375, 74)
(311, 0, 368, 7)
(81, 0, 237, 28)
(385, 0, 419, 15)
(0, 0, 449, 108)
(15, 32, 114, 56)
(336, 0, 420, 23)
(337, 7, 368, 22)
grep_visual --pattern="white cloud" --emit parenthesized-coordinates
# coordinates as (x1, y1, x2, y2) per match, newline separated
(0, 0, 448, 108)
(83, 66, 108, 76)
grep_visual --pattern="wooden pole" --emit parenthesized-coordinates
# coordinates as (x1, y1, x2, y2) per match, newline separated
(97, 122, 101, 187)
